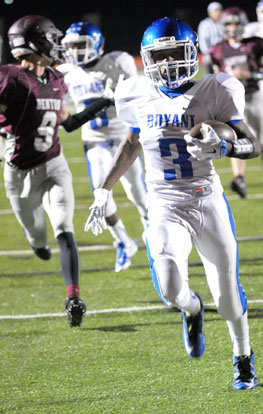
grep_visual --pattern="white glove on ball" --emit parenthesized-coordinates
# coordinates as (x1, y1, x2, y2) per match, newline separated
(184, 123, 227, 161)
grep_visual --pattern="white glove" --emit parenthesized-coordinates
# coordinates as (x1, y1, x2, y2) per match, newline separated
(103, 78, 114, 101)
(84, 188, 109, 236)
(184, 123, 228, 161)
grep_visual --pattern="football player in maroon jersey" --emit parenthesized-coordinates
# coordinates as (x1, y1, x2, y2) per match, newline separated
(0, 15, 113, 326)
(210, 7, 263, 198)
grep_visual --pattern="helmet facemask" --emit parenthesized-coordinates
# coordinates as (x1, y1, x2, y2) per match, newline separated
(141, 37, 199, 88)
(43, 29, 65, 62)
(62, 31, 104, 66)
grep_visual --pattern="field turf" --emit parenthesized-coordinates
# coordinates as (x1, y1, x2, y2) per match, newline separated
(0, 123, 263, 413)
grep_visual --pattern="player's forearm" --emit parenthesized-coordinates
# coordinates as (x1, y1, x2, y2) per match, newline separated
(101, 137, 142, 190)
(227, 121, 261, 159)
(61, 98, 113, 132)
(226, 139, 260, 159)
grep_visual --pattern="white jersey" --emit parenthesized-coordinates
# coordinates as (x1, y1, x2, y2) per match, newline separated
(115, 73, 245, 204)
(243, 22, 263, 39)
(58, 51, 137, 143)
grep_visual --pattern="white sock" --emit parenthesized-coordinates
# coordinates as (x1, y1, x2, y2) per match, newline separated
(108, 219, 131, 244)
(180, 290, 201, 316)
(227, 311, 251, 356)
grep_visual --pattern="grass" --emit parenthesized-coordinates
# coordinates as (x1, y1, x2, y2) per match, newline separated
(0, 121, 263, 413)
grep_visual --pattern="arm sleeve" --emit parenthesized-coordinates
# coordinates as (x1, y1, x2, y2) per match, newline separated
(61, 97, 113, 132)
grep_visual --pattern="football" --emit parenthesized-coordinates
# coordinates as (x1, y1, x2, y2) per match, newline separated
(189, 120, 237, 141)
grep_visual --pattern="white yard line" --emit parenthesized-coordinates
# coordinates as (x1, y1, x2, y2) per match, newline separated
(1, 235, 262, 257)
(0, 299, 262, 320)
(1, 192, 263, 216)
(0, 244, 114, 256)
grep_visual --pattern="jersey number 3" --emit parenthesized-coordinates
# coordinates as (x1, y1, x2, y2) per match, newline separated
(159, 138, 193, 180)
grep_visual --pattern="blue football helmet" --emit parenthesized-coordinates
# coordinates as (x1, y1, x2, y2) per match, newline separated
(140, 17, 199, 89)
(61, 22, 104, 65)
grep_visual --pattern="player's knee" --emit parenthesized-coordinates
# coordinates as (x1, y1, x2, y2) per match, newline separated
(154, 255, 183, 304)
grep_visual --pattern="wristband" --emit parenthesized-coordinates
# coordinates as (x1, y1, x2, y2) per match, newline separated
(229, 138, 254, 158)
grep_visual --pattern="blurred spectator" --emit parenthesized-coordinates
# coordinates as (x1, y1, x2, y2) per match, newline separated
(243, 0, 263, 38)
(209, 7, 263, 198)
(198, 2, 223, 73)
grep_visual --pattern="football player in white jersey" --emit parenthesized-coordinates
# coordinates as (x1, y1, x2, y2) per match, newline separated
(85, 17, 261, 389)
(58, 22, 147, 272)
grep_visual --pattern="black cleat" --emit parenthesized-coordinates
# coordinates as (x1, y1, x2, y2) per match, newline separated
(65, 295, 86, 327)
(232, 350, 257, 390)
(229, 176, 247, 198)
(32, 245, 51, 260)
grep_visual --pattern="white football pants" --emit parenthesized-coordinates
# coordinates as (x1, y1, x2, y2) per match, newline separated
(4, 152, 75, 248)
(146, 191, 247, 322)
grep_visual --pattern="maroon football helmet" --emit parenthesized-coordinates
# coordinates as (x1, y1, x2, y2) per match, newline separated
(8, 15, 64, 61)
(221, 7, 248, 39)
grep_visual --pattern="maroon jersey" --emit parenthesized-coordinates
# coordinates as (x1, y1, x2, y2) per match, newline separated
(0, 64, 67, 169)
(209, 37, 263, 93)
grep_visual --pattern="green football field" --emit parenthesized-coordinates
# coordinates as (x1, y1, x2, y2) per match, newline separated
(1, 126, 263, 413)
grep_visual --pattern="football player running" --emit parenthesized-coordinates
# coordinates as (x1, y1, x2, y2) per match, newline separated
(58, 22, 147, 272)
(1, 15, 114, 327)
(85, 17, 260, 389)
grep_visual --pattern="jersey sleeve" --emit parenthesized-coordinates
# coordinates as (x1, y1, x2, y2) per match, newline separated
(115, 51, 138, 78)
(114, 76, 140, 129)
(214, 72, 245, 121)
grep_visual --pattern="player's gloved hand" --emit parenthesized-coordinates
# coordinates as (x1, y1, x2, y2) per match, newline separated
(184, 123, 228, 161)
(84, 188, 109, 236)
(103, 77, 114, 102)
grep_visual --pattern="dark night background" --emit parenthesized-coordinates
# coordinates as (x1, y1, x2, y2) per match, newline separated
(0, 0, 259, 62)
